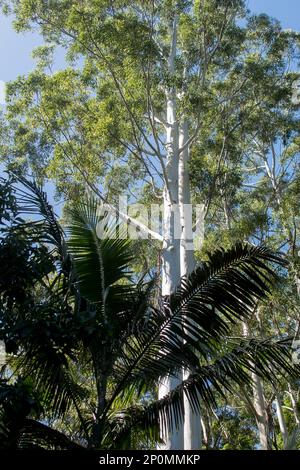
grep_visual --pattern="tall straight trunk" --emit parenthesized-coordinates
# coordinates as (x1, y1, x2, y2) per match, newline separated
(178, 122, 195, 275)
(295, 274, 300, 300)
(243, 321, 271, 449)
(288, 384, 300, 428)
(158, 33, 183, 445)
(159, 145, 182, 450)
(274, 393, 288, 448)
(161, 94, 180, 297)
(158, 107, 182, 447)
(179, 120, 201, 449)
(252, 373, 271, 449)
(158, 14, 187, 450)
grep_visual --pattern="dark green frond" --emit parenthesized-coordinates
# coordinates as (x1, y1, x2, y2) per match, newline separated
(16, 337, 86, 418)
(109, 337, 299, 443)
(19, 419, 84, 449)
(12, 176, 67, 264)
(170, 244, 285, 336)
(66, 198, 133, 304)
(109, 244, 285, 408)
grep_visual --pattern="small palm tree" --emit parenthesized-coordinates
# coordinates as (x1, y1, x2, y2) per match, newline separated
(0, 176, 298, 449)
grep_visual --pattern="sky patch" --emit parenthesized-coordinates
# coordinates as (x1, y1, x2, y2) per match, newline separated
(0, 80, 6, 105)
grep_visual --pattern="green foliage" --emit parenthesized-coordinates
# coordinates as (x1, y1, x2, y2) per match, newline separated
(0, 0, 300, 450)
(0, 176, 299, 449)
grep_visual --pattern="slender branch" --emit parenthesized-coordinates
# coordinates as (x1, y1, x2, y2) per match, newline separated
(38, 106, 164, 242)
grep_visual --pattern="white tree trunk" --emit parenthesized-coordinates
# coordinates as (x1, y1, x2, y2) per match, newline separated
(179, 120, 202, 449)
(158, 125, 183, 448)
(252, 373, 271, 449)
(159, 15, 203, 450)
(288, 384, 300, 428)
(274, 394, 288, 448)
(158, 31, 184, 444)
(178, 120, 195, 277)
(243, 321, 270, 449)
(161, 92, 180, 297)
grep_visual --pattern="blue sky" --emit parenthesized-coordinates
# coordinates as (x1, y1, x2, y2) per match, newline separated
(0, 0, 299, 99)
(249, 0, 300, 30)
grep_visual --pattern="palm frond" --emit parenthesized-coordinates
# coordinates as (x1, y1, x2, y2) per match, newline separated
(66, 198, 133, 304)
(12, 176, 66, 260)
(108, 337, 299, 443)
(8, 176, 73, 302)
(170, 244, 285, 335)
(108, 245, 285, 409)
(16, 336, 87, 418)
(19, 419, 84, 449)
(103, 408, 161, 450)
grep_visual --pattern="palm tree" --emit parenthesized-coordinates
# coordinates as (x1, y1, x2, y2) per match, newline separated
(0, 175, 298, 449)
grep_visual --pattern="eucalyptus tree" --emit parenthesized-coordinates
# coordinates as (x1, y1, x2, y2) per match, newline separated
(1, 0, 300, 448)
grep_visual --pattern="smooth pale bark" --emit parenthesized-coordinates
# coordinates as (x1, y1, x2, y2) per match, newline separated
(179, 120, 202, 450)
(243, 321, 271, 449)
(158, 15, 184, 448)
(161, 92, 181, 296)
(252, 373, 271, 449)
(158, 90, 183, 449)
(200, 417, 208, 448)
(178, 120, 196, 275)
(288, 384, 300, 428)
(159, 15, 203, 450)
(274, 394, 288, 448)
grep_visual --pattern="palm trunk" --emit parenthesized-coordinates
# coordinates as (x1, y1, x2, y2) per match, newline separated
(89, 367, 108, 448)
(179, 120, 201, 449)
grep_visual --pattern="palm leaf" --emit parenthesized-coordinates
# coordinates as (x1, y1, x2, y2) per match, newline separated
(9, 175, 73, 300)
(12, 176, 67, 264)
(65, 198, 133, 304)
(107, 244, 286, 411)
(108, 337, 299, 443)
(19, 419, 84, 449)
(16, 335, 87, 419)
